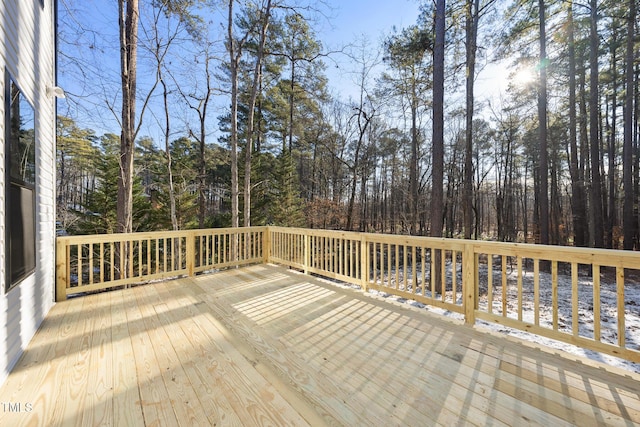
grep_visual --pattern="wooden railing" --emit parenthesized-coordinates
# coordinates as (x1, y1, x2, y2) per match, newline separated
(55, 227, 266, 301)
(267, 228, 640, 363)
(56, 226, 640, 363)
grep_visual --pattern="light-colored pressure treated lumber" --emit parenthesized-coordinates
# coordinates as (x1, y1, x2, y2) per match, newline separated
(2, 263, 640, 426)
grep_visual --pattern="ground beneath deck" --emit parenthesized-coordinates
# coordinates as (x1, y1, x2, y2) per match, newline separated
(1, 264, 639, 426)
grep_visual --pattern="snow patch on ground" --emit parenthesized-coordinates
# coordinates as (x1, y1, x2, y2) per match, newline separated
(365, 262, 640, 374)
(292, 263, 640, 374)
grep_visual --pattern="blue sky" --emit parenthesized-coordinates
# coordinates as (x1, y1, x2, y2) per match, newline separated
(317, 0, 422, 99)
(320, 0, 421, 46)
(59, 0, 517, 144)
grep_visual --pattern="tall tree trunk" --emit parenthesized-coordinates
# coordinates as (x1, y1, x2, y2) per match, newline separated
(567, 1, 586, 247)
(116, 0, 139, 280)
(432, 0, 445, 292)
(463, 0, 479, 240)
(431, 0, 445, 239)
(623, 0, 636, 250)
(244, 0, 272, 228)
(589, 0, 604, 247)
(228, 0, 239, 230)
(161, 73, 178, 231)
(117, 0, 138, 236)
(607, 37, 618, 247)
(579, 49, 591, 243)
(410, 70, 419, 235)
(288, 60, 295, 154)
(196, 56, 212, 229)
(537, 0, 549, 245)
(346, 109, 371, 231)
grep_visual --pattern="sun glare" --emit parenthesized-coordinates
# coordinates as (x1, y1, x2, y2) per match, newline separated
(512, 68, 536, 86)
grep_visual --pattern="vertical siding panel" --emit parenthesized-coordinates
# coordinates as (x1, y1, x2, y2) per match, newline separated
(0, 0, 57, 386)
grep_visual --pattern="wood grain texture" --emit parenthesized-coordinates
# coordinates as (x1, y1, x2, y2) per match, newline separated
(2, 264, 639, 426)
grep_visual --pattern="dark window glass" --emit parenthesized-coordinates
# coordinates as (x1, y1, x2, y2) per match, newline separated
(5, 74, 36, 291)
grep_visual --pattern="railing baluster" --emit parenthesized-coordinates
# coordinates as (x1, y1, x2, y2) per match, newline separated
(163, 238, 168, 272)
(146, 239, 150, 276)
(346, 238, 350, 278)
(487, 254, 493, 314)
(387, 244, 392, 289)
(440, 249, 447, 302)
(403, 244, 408, 291)
(452, 250, 457, 303)
(338, 238, 343, 276)
(617, 266, 625, 348)
(153, 239, 158, 274)
(430, 248, 435, 297)
(395, 244, 399, 290)
(594, 265, 601, 342)
(572, 262, 578, 337)
(412, 246, 417, 295)
(356, 239, 361, 280)
(78, 244, 83, 288)
(421, 247, 426, 297)
(100, 242, 104, 284)
(475, 253, 479, 310)
(372, 242, 377, 284)
(501, 255, 507, 317)
(517, 256, 523, 321)
(534, 259, 539, 326)
(138, 240, 142, 277)
(110, 242, 115, 280)
(552, 261, 558, 331)
(88, 243, 94, 285)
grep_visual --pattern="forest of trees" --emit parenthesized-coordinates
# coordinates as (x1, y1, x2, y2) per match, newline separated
(56, 0, 639, 250)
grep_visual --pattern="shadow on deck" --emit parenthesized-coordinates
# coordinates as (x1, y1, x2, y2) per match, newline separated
(1, 264, 639, 426)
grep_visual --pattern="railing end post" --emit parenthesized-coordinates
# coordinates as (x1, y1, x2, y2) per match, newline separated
(263, 227, 271, 264)
(463, 242, 476, 326)
(361, 235, 368, 293)
(55, 238, 68, 302)
(186, 231, 195, 277)
(304, 233, 310, 275)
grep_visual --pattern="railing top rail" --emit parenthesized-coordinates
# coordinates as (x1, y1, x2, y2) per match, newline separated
(471, 240, 640, 267)
(58, 226, 640, 264)
(57, 226, 268, 244)
(268, 227, 640, 263)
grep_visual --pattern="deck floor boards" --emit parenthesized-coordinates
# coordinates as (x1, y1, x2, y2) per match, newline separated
(0, 264, 639, 426)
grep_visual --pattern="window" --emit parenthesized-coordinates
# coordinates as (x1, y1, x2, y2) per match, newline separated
(5, 73, 36, 291)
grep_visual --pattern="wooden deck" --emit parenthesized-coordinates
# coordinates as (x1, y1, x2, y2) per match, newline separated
(1, 264, 639, 426)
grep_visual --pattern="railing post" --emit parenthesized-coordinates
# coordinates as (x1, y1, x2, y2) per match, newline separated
(304, 232, 310, 275)
(55, 238, 68, 302)
(463, 241, 476, 325)
(360, 235, 368, 292)
(186, 231, 195, 277)
(263, 227, 271, 264)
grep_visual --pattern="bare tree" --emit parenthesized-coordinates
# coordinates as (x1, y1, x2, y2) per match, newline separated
(174, 43, 216, 229)
(244, 0, 273, 227)
(537, 0, 549, 245)
(432, 0, 445, 239)
(432, 0, 445, 293)
(566, 0, 587, 247)
(228, 0, 241, 229)
(117, 0, 140, 235)
(589, 0, 604, 247)
(145, 5, 182, 231)
(622, 0, 636, 249)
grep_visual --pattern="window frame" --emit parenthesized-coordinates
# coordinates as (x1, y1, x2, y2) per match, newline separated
(5, 71, 37, 292)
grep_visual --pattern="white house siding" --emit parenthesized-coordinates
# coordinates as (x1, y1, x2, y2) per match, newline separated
(0, 0, 56, 386)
